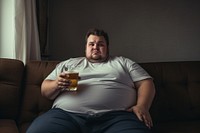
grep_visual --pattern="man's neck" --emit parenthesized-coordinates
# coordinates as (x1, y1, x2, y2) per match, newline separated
(86, 56, 109, 63)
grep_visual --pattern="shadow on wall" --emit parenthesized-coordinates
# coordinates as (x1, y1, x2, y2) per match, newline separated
(48, 0, 200, 63)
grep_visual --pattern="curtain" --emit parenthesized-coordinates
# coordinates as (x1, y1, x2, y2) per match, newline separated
(15, 0, 41, 63)
(36, 0, 49, 60)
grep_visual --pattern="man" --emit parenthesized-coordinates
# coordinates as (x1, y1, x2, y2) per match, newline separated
(27, 28, 155, 133)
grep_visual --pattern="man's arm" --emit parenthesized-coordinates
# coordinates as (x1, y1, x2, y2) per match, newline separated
(135, 78, 155, 111)
(41, 72, 70, 100)
(128, 78, 156, 128)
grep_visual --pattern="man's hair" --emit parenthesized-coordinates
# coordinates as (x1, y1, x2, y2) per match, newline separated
(85, 28, 109, 46)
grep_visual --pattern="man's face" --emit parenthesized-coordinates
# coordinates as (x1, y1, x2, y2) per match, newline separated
(85, 35, 108, 63)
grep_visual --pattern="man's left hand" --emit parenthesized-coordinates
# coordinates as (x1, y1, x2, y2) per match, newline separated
(127, 105, 153, 129)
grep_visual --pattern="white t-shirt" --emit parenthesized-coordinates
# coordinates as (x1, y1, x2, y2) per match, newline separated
(46, 56, 152, 114)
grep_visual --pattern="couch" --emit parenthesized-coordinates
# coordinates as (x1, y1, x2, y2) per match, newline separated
(0, 58, 200, 133)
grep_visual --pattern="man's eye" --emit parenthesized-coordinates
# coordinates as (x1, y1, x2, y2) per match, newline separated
(98, 43, 105, 46)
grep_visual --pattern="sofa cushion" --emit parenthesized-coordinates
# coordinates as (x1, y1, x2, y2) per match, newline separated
(0, 119, 19, 133)
(140, 62, 200, 123)
(0, 58, 24, 119)
(19, 61, 59, 132)
(152, 120, 200, 133)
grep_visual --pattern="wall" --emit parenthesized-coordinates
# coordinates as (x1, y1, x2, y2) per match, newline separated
(48, 0, 200, 63)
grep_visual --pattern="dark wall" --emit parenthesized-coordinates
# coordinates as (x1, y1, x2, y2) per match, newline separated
(48, 0, 200, 62)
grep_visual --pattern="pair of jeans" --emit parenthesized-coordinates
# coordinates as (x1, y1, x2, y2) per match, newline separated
(26, 108, 151, 133)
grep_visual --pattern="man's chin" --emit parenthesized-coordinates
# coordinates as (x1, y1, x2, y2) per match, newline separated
(86, 57, 101, 63)
(87, 56, 108, 63)
(90, 59, 102, 63)
(91, 55, 101, 59)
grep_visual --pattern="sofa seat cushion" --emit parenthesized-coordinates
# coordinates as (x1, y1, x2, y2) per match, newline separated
(0, 119, 19, 133)
(153, 120, 200, 133)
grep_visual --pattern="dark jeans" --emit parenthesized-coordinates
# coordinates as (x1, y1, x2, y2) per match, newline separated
(26, 108, 151, 133)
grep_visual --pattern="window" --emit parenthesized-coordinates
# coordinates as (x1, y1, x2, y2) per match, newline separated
(0, 0, 15, 58)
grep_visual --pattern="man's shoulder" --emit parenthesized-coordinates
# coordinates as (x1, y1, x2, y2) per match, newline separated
(69, 57, 85, 61)
(61, 57, 85, 63)
(57, 57, 85, 66)
(110, 56, 135, 63)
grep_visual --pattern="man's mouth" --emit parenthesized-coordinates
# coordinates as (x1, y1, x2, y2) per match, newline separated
(92, 50, 100, 54)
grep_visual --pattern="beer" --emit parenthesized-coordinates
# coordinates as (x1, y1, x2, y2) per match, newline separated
(65, 71, 79, 91)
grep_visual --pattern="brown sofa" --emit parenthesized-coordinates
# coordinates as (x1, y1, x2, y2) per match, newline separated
(0, 58, 200, 133)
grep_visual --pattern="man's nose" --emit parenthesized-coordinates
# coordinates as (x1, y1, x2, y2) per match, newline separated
(93, 44, 99, 49)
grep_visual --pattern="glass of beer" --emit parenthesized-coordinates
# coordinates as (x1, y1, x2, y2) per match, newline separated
(65, 71, 79, 91)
